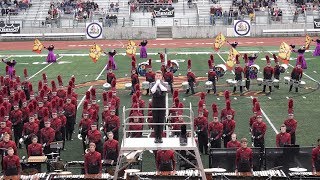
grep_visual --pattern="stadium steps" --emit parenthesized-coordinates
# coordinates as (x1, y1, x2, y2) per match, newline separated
(198, 0, 233, 26)
(156, 26, 173, 38)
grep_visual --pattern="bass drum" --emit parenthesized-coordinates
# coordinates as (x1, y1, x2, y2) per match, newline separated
(249, 64, 260, 79)
(103, 83, 111, 91)
(137, 62, 148, 77)
(170, 60, 179, 74)
(215, 64, 227, 77)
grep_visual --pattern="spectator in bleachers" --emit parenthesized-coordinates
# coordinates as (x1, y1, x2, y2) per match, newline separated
(223, 10, 228, 25)
(110, 2, 115, 12)
(115, 2, 119, 12)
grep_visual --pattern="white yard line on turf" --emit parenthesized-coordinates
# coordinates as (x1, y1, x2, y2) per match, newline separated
(267, 51, 320, 84)
(28, 56, 64, 80)
(76, 64, 108, 110)
(216, 53, 279, 134)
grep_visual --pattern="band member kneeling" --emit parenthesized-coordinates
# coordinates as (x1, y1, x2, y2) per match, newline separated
(235, 138, 253, 173)
(84, 142, 102, 175)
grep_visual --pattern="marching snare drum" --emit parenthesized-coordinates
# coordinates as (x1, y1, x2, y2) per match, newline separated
(265, 79, 273, 86)
(142, 81, 150, 90)
(299, 81, 306, 88)
(103, 83, 111, 91)
(230, 80, 237, 87)
(226, 79, 233, 86)
(284, 76, 291, 84)
(273, 79, 280, 87)
(205, 81, 213, 90)
(182, 82, 189, 90)
(215, 64, 227, 77)
(257, 78, 263, 86)
(124, 83, 132, 90)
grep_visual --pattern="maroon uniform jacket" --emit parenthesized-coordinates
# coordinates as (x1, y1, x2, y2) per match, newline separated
(312, 146, 320, 169)
(203, 108, 209, 118)
(87, 129, 102, 144)
(3, 155, 20, 175)
(0, 127, 12, 137)
(27, 143, 43, 157)
(37, 106, 47, 120)
(0, 140, 17, 155)
(84, 151, 102, 174)
(40, 127, 55, 145)
(146, 71, 155, 83)
(284, 118, 297, 135)
(131, 73, 139, 86)
(10, 109, 22, 126)
(22, 122, 39, 137)
(208, 70, 217, 81)
(5, 121, 12, 129)
(106, 72, 116, 84)
(251, 121, 267, 139)
(222, 119, 236, 136)
(63, 103, 76, 118)
(88, 107, 97, 121)
(227, 140, 241, 148)
(59, 114, 67, 127)
(187, 72, 196, 83)
(243, 66, 250, 79)
(79, 118, 93, 135)
(234, 66, 243, 80)
(101, 110, 110, 122)
(263, 66, 274, 80)
(171, 119, 184, 132)
(113, 96, 120, 110)
(164, 71, 173, 84)
(129, 123, 143, 138)
(103, 115, 120, 134)
(156, 150, 176, 171)
(194, 116, 208, 133)
(103, 139, 119, 160)
(51, 117, 62, 133)
(91, 104, 100, 116)
(291, 67, 303, 80)
(235, 147, 253, 169)
(208, 121, 223, 140)
(21, 106, 30, 123)
(276, 132, 291, 147)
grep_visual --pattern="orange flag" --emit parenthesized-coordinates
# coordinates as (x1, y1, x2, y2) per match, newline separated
(305, 34, 312, 50)
(214, 33, 226, 51)
(32, 39, 43, 54)
(89, 44, 102, 63)
(226, 48, 240, 70)
(278, 42, 291, 64)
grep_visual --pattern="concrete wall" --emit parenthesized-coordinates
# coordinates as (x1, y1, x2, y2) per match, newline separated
(104, 27, 157, 39)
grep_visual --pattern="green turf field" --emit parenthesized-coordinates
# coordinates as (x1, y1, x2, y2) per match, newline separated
(0, 45, 319, 173)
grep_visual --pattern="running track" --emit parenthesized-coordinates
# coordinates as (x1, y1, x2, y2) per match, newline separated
(0, 37, 312, 51)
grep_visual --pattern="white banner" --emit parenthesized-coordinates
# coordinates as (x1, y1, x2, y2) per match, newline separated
(234, 20, 251, 37)
(86, 22, 103, 39)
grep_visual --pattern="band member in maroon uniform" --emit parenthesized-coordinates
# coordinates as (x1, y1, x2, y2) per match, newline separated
(312, 139, 320, 173)
(130, 61, 139, 95)
(194, 109, 208, 154)
(0, 133, 17, 171)
(145, 59, 155, 95)
(27, 136, 43, 172)
(106, 61, 116, 84)
(111, 82, 120, 116)
(0, 121, 11, 138)
(220, 99, 235, 122)
(84, 143, 102, 175)
(64, 93, 76, 141)
(289, 57, 303, 92)
(186, 60, 196, 95)
(273, 54, 281, 89)
(79, 110, 93, 153)
(284, 99, 297, 145)
(3, 147, 20, 176)
(156, 150, 176, 172)
(150, 70, 167, 143)
(10, 98, 23, 147)
(208, 103, 223, 148)
(164, 60, 174, 94)
(233, 55, 243, 94)
(103, 107, 119, 141)
(251, 111, 267, 149)
(22, 114, 39, 153)
(103, 132, 119, 165)
(262, 55, 274, 93)
(243, 54, 251, 91)
(40, 121, 55, 155)
(87, 123, 102, 154)
(207, 57, 218, 94)
(128, 111, 143, 138)
(276, 124, 291, 147)
(235, 138, 253, 173)
(227, 133, 241, 148)
(57, 75, 66, 99)
(222, 111, 236, 148)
